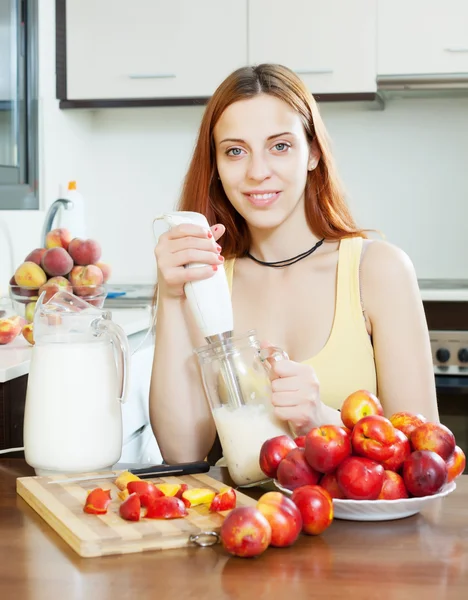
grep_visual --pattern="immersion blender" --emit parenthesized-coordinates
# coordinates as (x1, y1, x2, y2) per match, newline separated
(154, 211, 245, 407)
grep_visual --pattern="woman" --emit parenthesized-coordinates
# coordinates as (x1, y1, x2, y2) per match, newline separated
(150, 64, 438, 465)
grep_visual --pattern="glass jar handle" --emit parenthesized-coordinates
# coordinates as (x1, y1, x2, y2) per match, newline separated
(259, 346, 289, 372)
(93, 318, 130, 403)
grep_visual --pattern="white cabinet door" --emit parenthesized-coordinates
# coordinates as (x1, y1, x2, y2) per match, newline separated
(248, 0, 377, 94)
(378, 0, 468, 75)
(66, 0, 247, 100)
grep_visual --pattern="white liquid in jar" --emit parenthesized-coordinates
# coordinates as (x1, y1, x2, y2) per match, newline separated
(24, 340, 123, 475)
(212, 403, 291, 486)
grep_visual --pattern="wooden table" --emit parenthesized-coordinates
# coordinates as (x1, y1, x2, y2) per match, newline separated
(1, 459, 467, 600)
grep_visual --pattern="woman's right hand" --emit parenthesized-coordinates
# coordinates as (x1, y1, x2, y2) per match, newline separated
(154, 223, 226, 298)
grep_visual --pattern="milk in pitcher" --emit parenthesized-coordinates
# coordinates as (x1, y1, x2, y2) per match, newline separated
(24, 340, 123, 474)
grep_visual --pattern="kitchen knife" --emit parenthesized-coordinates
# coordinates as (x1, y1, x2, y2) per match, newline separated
(46, 461, 210, 485)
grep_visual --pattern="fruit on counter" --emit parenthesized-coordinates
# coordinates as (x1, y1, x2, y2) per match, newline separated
(389, 411, 427, 439)
(14, 261, 47, 289)
(22, 323, 35, 345)
(38, 276, 73, 303)
(119, 492, 141, 521)
(402, 450, 448, 497)
(41, 247, 74, 277)
(379, 428, 411, 472)
(220, 506, 272, 558)
(259, 435, 297, 479)
(45, 227, 72, 250)
(336, 456, 385, 500)
(83, 488, 112, 514)
(304, 424, 352, 473)
(319, 472, 346, 499)
(256, 491, 302, 548)
(68, 238, 102, 266)
(377, 470, 408, 500)
(145, 496, 188, 519)
(410, 422, 456, 461)
(24, 247, 48, 266)
(127, 480, 164, 507)
(69, 265, 104, 295)
(0, 315, 24, 345)
(95, 261, 111, 283)
(446, 446, 466, 483)
(351, 415, 397, 463)
(340, 389, 383, 429)
(276, 447, 321, 491)
(209, 487, 237, 512)
(291, 485, 334, 535)
(114, 471, 142, 491)
(181, 488, 216, 508)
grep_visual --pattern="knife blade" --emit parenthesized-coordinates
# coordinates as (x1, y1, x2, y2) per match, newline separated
(46, 461, 210, 485)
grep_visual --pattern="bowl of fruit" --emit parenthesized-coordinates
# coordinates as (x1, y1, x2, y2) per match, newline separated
(7, 228, 111, 346)
(259, 390, 465, 522)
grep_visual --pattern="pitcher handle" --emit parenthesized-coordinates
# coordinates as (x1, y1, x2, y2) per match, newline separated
(93, 318, 130, 404)
(259, 346, 289, 371)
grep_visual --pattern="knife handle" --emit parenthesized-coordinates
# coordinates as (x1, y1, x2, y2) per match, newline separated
(128, 461, 210, 478)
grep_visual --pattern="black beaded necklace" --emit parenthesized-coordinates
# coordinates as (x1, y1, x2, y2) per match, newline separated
(247, 238, 325, 268)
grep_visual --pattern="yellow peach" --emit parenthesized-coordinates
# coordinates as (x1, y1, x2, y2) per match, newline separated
(14, 262, 47, 289)
(45, 228, 72, 250)
(25, 301, 37, 323)
(0, 316, 23, 345)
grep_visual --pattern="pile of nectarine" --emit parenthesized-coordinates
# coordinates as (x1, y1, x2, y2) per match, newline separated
(6, 228, 111, 346)
(260, 389, 465, 505)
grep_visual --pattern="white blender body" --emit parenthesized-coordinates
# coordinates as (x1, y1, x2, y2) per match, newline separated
(154, 211, 233, 341)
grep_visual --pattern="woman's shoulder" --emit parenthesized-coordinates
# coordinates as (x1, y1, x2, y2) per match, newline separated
(361, 238, 416, 278)
(359, 239, 420, 314)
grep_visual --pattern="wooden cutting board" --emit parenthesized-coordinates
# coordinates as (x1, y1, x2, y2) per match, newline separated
(17, 471, 257, 558)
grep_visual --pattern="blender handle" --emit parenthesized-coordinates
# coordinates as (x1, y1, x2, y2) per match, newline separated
(94, 319, 130, 403)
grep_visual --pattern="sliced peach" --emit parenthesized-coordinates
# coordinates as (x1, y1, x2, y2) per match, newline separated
(209, 487, 237, 512)
(181, 488, 216, 508)
(114, 471, 142, 491)
(154, 483, 183, 497)
(145, 496, 188, 519)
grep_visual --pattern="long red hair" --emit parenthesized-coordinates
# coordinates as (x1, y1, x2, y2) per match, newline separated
(178, 63, 365, 259)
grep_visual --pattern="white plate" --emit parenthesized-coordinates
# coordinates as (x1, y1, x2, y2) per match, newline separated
(274, 480, 457, 521)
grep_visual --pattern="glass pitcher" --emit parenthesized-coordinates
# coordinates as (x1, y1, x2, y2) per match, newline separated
(195, 330, 293, 487)
(23, 291, 130, 475)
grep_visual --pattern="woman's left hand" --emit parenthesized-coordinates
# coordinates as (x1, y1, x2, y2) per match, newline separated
(266, 356, 324, 436)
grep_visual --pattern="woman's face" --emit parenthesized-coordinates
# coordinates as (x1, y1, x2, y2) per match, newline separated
(213, 93, 318, 231)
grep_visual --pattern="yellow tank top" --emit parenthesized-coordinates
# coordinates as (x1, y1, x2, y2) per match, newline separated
(223, 237, 377, 411)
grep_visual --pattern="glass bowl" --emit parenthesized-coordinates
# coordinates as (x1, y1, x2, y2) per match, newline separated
(9, 283, 108, 320)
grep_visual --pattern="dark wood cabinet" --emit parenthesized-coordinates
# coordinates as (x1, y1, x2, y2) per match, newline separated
(0, 375, 28, 457)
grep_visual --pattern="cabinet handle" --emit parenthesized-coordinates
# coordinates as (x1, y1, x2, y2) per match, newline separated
(128, 73, 176, 79)
(294, 68, 334, 75)
(444, 47, 468, 53)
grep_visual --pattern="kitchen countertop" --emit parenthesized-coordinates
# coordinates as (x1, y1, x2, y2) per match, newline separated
(0, 307, 153, 383)
(419, 279, 468, 302)
(1, 459, 467, 599)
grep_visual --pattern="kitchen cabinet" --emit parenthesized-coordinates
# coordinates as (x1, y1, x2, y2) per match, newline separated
(60, 0, 247, 102)
(377, 0, 468, 75)
(0, 374, 27, 455)
(248, 0, 378, 94)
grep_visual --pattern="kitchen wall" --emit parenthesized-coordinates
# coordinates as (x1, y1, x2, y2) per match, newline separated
(1, 0, 468, 293)
(88, 94, 468, 283)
